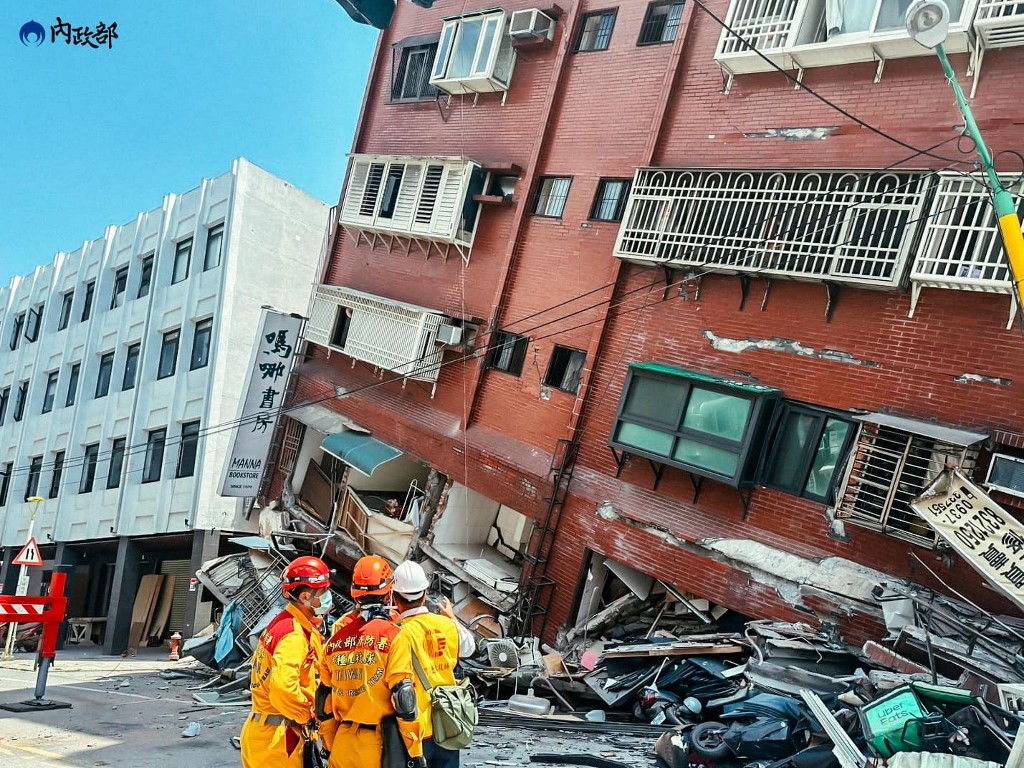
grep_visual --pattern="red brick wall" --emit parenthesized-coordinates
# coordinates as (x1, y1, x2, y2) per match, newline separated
(295, 0, 1024, 644)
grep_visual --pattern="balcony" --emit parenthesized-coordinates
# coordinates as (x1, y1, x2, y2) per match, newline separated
(613, 168, 931, 288)
(910, 172, 1024, 323)
(338, 155, 486, 265)
(304, 284, 454, 394)
(715, 0, 977, 82)
(976, 0, 1024, 46)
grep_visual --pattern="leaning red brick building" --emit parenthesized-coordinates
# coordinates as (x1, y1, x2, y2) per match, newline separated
(266, 0, 1024, 647)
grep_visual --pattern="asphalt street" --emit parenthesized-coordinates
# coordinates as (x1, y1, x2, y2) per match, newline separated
(0, 646, 659, 768)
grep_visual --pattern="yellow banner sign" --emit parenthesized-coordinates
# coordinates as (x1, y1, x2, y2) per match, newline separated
(911, 468, 1024, 614)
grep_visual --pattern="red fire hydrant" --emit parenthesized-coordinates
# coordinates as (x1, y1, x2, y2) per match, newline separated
(169, 631, 182, 661)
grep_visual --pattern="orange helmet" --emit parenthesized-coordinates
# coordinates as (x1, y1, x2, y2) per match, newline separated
(351, 555, 394, 601)
(281, 556, 331, 595)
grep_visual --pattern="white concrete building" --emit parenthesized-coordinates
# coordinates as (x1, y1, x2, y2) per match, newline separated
(0, 159, 329, 652)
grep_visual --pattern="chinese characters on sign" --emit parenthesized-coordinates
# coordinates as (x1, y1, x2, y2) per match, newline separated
(219, 311, 303, 497)
(911, 469, 1024, 613)
(51, 17, 118, 48)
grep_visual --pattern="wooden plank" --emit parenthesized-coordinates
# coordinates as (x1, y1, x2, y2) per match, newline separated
(129, 575, 164, 651)
(148, 576, 176, 642)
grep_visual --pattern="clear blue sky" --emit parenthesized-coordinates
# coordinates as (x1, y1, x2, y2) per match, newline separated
(0, 1, 379, 285)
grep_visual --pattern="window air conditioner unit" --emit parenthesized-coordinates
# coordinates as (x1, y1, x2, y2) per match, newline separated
(509, 8, 555, 40)
(436, 323, 463, 346)
(985, 453, 1024, 498)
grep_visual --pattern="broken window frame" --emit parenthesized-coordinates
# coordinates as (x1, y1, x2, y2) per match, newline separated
(758, 401, 856, 504)
(544, 345, 586, 394)
(610, 363, 780, 488)
(832, 418, 984, 547)
(486, 330, 529, 376)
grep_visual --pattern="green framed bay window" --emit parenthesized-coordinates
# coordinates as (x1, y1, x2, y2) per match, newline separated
(610, 363, 780, 487)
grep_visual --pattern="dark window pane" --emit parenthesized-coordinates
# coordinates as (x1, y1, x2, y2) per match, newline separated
(204, 226, 224, 271)
(58, 291, 74, 330)
(622, 375, 687, 427)
(123, 343, 141, 390)
(486, 331, 528, 375)
(764, 410, 819, 490)
(9, 313, 23, 350)
(191, 319, 212, 370)
(577, 10, 616, 51)
(533, 177, 571, 217)
(591, 180, 630, 221)
(49, 451, 64, 498)
(803, 418, 853, 500)
(378, 165, 406, 219)
(544, 347, 586, 393)
(0, 463, 11, 506)
(80, 444, 99, 493)
(681, 387, 752, 442)
(96, 352, 114, 398)
(158, 330, 180, 379)
(25, 304, 43, 342)
(393, 43, 439, 101)
(13, 381, 28, 421)
(66, 364, 80, 407)
(111, 266, 129, 309)
(172, 240, 192, 284)
(42, 371, 59, 413)
(0, 387, 8, 425)
(638, 2, 684, 45)
(107, 437, 126, 489)
(26, 456, 43, 500)
(143, 429, 166, 483)
(81, 281, 95, 322)
(138, 255, 154, 298)
(177, 421, 201, 478)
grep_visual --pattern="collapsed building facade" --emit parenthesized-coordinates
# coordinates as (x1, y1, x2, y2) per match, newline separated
(266, 0, 1024, 646)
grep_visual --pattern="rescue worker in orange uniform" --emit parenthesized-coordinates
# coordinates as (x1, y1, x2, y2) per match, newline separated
(318, 556, 425, 768)
(392, 561, 476, 768)
(240, 555, 332, 768)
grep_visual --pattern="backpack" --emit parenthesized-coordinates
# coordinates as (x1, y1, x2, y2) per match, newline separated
(411, 652, 478, 750)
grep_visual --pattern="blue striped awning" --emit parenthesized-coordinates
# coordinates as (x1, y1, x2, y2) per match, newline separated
(321, 432, 402, 477)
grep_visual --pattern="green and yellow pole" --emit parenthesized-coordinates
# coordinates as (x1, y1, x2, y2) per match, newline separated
(935, 43, 1024, 306)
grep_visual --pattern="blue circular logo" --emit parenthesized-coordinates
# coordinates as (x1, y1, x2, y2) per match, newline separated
(19, 20, 45, 47)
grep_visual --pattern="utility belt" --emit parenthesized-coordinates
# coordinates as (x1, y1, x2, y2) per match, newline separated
(249, 711, 303, 729)
(339, 720, 379, 732)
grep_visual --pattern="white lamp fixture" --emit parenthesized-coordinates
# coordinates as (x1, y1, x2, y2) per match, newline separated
(905, 0, 951, 48)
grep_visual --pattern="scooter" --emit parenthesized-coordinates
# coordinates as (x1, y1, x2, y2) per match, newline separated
(634, 685, 704, 727)
(0, 621, 43, 653)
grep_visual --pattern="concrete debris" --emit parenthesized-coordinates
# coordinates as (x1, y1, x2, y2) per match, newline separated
(181, 722, 201, 738)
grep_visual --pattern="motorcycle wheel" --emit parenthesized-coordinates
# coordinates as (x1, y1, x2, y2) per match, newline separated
(689, 721, 731, 760)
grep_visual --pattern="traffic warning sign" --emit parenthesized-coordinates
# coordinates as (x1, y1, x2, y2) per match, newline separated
(12, 537, 43, 567)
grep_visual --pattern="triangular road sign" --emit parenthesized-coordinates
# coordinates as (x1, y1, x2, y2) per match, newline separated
(12, 536, 43, 567)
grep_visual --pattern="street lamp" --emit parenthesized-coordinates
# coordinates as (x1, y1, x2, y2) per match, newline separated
(1, 496, 44, 658)
(906, 0, 1024, 311)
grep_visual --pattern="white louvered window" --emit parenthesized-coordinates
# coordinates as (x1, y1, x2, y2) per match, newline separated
(975, 1, 1024, 50)
(833, 417, 985, 547)
(339, 155, 484, 263)
(716, 0, 977, 77)
(304, 285, 448, 390)
(614, 169, 929, 287)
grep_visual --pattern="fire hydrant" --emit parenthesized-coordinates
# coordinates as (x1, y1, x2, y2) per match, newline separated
(169, 631, 182, 661)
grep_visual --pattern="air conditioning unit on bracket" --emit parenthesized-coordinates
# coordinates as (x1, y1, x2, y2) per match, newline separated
(435, 323, 463, 346)
(509, 8, 555, 40)
(986, 452, 1024, 499)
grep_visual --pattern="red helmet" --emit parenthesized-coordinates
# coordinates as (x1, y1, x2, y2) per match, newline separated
(351, 555, 394, 601)
(281, 556, 331, 595)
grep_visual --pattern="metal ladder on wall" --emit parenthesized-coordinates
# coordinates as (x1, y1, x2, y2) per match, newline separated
(511, 437, 580, 638)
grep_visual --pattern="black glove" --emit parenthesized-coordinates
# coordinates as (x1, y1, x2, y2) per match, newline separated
(408, 758, 428, 768)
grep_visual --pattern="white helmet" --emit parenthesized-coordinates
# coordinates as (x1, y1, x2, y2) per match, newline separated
(393, 561, 431, 599)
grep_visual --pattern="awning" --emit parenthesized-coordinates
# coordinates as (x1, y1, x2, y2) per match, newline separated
(321, 432, 402, 477)
(855, 412, 987, 447)
(333, 0, 394, 30)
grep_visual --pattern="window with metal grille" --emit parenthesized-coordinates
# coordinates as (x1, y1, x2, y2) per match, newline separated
(278, 418, 306, 478)
(533, 177, 572, 218)
(760, 402, 855, 503)
(638, 2, 685, 45)
(80, 444, 99, 493)
(576, 9, 617, 51)
(486, 331, 529, 376)
(143, 428, 167, 483)
(590, 179, 631, 221)
(544, 346, 586, 394)
(833, 418, 983, 547)
(615, 168, 928, 287)
(392, 41, 439, 101)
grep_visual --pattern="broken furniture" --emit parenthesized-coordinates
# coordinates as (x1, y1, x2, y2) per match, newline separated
(66, 616, 106, 645)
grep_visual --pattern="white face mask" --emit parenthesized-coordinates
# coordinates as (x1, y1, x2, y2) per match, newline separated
(313, 590, 333, 617)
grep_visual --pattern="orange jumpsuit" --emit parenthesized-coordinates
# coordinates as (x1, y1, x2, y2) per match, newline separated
(319, 612, 423, 768)
(240, 604, 325, 768)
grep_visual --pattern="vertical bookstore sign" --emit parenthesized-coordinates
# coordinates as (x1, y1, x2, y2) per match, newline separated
(220, 310, 303, 497)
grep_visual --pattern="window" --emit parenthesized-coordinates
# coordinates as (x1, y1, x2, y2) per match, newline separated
(611, 363, 780, 486)
(122, 343, 141, 390)
(533, 177, 572, 218)
(379, 165, 405, 219)
(107, 437, 126, 489)
(172, 239, 192, 284)
(138, 255, 154, 298)
(66, 363, 80, 407)
(81, 281, 95, 322)
(392, 40, 439, 101)
(833, 416, 984, 546)
(0, 463, 10, 506)
(24, 304, 43, 343)
(331, 307, 353, 349)
(544, 346, 587, 394)
(576, 9, 617, 52)
(110, 266, 129, 309)
(80, 444, 99, 493)
(42, 371, 59, 414)
(13, 380, 28, 422)
(430, 10, 516, 95)
(176, 421, 201, 478)
(760, 403, 855, 503)
(203, 225, 224, 271)
(639, 2, 684, 45)
(143, 428, 167, 483)
(25, 456, 42, 501)
(0, 387, 8, 426)
(95, 351, 115, 398)
(9, 313, 24, 350)
(190, 319, 213, 370)
(486, 331, 529, 376)
(590, 179, 631, 222)
(158, 329, 180, 379)
(48, 451, 64, 499)
(57, 290, 74, 331)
